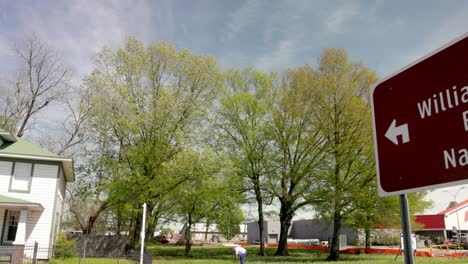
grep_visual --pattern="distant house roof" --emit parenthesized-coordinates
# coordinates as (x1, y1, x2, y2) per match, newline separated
(0, 130, 74, 182)
(415, 214, 445, 230)
(438, 200, 468, 215)
(0, 194, 44, 210)
(0, 137, 59, 157)
(0, 130, 16, 142)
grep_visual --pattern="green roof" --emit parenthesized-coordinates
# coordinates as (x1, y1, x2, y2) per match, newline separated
(0, 137, 59, 157)
(0, 131, 74, 182)
(0, 195, 35, 204)
(0, 129, 16, 142)
(0, 195, 44, 210)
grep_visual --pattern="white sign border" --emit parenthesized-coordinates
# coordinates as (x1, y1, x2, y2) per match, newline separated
(371, 32, 468, 197)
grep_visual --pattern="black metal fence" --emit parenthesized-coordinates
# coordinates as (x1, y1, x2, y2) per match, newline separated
(0, 242, 152, 264)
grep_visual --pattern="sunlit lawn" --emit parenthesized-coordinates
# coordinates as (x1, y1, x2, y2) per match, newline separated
(148, 245, 468, 264)
(48, 257, 136, 264)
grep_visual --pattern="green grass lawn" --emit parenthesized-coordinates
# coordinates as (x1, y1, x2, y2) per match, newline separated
(147, 245, 468, 264)
(48, 257, 136, 264)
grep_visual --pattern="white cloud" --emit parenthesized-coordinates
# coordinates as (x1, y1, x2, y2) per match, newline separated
(0, 0, 155, 139)
(221, 0, 265, 42)
(7, 0, 153, 79)
(420, 5, 468, 56)
(324, 3, 360, 34)
(254, 40, 295, 71)
(219, 0, 319, 71)
(0, 35, 13, 57)
(375, 3, 468, 78)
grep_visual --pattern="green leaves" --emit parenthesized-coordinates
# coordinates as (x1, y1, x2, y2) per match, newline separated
(168, 149, 243, 249)
(81, 36, 226, 238)
(216, 205, 244, 240)
(76, 40, 431, 255)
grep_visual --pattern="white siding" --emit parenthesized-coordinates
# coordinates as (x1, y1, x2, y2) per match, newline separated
(26, 164, 58, 248)
(0, 161, 59, 249)
(0, 161, 13, 192)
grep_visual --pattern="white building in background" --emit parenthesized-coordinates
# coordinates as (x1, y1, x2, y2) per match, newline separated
(0, 130, 74, 259)
(179, 222, 247, 242)
(247, 220, 357, 245)
(438, 199, 468, 235)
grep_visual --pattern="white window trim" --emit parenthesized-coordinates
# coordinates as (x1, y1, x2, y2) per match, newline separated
(9, 162, 34, 193)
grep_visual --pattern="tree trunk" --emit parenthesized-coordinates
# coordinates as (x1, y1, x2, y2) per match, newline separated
(145, 204, 157, 241)
(146, 213, 159, 241)
(274, 201, 293, 256)
(116, 209, 122, 235)
(16, 88, 36, 138)
(204, 222, 210, 241)
(254, 182, 266, 256)
(131, 213, 141, 245)
(365, 225, 371, 249)
(327, 211, 342, 261)
(83, 216, 96, 235)
(184, 213, 193, 257)
(80, 202, 110, 235)
(128, 218, 135, 243)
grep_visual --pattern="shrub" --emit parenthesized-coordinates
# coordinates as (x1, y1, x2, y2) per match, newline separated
(54, 233, 77, 258)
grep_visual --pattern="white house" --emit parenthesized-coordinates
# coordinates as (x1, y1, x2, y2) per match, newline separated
(0, 130, 74, 258)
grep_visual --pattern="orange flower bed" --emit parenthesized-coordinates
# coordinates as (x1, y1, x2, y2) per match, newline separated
(243, 243, 440, 257)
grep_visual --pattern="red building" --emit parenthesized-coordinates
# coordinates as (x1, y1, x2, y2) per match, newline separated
(414, 199, 468, 242)
(414, 214, 446, 242)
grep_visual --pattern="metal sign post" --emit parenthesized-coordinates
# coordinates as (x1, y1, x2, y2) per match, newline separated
(399, 194, 414, 264)
(140, 203, 147, 264)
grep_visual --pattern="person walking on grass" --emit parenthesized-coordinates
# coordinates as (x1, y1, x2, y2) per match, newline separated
(232, 245, 247, 264)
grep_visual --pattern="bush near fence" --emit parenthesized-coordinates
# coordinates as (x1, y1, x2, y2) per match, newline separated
(70, 235, 128, 257)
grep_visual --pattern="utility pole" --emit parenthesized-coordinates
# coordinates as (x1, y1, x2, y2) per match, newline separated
(443, 186, 466, 237)
(140, 203, 147, 264)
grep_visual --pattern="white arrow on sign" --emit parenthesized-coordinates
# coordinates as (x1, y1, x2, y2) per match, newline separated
(385, 119, 410, 145)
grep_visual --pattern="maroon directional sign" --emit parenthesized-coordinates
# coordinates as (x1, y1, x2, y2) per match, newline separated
(372, 33, 468, 196)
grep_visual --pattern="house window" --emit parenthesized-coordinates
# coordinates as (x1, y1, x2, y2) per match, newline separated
(4, 210, 20, 242)
(10, 162, 33, 192)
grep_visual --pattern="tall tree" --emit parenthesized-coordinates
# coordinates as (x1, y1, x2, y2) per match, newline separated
(351, 185, 432, 248)
(216, 204, 244, 240)
(447, 200, 458, 209)
(67, 131, 116, 234)
(0, 34, 70, 137)
(215, 68, 275, 256)
(0, 34, 95, 234)
(85, 37, 223, 241)
(270, 66, 327, 256)
(350, 180, 400, 248)
(168, 149, 239, 256)
(312, 48, 378, 261)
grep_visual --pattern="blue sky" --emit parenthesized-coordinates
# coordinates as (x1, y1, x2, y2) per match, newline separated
(1, 0, 468, 213)
(2, 0, 468, 79)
